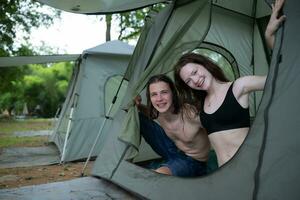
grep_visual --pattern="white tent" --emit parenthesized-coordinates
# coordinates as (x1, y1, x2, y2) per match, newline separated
(50, 40, 135, 162)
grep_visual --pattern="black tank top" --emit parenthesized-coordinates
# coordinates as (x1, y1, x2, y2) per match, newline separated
(200, 82, 250, 135)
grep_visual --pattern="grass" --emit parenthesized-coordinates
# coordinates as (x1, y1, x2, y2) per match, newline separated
(0, 118, 53, 148)
(0, 118, 53, 134)
(0, 136, 48, 148)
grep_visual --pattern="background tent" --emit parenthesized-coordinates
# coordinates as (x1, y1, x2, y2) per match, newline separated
(50, 40, 135, 162)
(0, 55, 80, 67)
(38, 0, 300, 199)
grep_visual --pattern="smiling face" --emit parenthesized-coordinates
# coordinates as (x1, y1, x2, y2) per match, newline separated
(149, 81, 173, 114)
(179, 63, 212, 91)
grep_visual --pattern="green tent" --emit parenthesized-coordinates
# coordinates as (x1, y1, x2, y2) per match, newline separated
(50, 40, 134, 162)
(38, 0, 300, 199)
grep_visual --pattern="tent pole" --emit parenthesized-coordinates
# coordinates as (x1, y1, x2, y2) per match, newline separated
(48, 105, 62, 141)
(60, 107, 74, 163)
(60, 93, 79, 163)
(81, 78, 125, 176)
(80, 102, 114, 176)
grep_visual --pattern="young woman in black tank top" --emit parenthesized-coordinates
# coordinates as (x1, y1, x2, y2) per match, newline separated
(173, 0, 285, 166)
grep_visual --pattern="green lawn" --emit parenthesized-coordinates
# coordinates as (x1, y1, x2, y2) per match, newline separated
(0, 118, 53, 148)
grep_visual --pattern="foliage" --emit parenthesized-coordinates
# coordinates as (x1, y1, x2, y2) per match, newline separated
(0, 0, 60, 56)
(24, 62, 73, 117)
(0, 62, 73, 117)
(0, 45, 34, 99)
(115, 3, 165, 42)
(0, 71, 28, 115)
(0, 0, 61, 117)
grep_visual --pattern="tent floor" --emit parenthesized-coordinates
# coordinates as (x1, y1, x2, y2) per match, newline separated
(0, 176, 140, 200)
(0, 144, 60, 169)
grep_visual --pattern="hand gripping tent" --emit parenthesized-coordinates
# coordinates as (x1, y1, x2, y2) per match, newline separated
(38, 0, 300, 199)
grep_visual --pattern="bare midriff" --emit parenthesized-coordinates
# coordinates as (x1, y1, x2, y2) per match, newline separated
(208, 127, 249, 166)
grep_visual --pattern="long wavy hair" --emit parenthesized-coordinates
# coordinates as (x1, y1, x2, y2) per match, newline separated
(146, 74, 180, 119)
(174, 53, 228, 112)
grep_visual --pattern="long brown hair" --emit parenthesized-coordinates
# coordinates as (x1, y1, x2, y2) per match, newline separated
(174, 53, 228, 112)
(146, 74, 180, 119)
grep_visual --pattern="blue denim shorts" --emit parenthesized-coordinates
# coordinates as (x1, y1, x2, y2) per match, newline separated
(139, 113, 207, 177)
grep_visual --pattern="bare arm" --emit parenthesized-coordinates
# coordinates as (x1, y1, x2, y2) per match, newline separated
(231, 76, 266, 107)
(265, 0, 286, 49)
(234, 76, 267, 96)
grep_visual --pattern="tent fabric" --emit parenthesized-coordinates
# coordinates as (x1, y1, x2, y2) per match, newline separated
(37, 0, 270, 17)
(122, 3, 175, 82)
(50, 40, 135, 162)
(91, 0, 300, 199)
(118, 2, 176, 155)
(35, 0, 300, 199)
(37, 0, 167, 14)
(253, 21, 270, 111)
(83, 40, 134, 56)
(0, 177, 138, 200)
(92, 1, 265, 199)
(254, 2, 300, 199)
(0, 54, 80, 67)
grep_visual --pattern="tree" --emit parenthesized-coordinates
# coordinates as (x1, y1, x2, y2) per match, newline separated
(22, 62, 73, 117)
(105, 14, 112, 41)
(0, 0, 60, 56)
(0, 0, 60, 116)
(117, 4, 165, 42)
(102, 3, 165, 43)
(0, 0, 60, 82)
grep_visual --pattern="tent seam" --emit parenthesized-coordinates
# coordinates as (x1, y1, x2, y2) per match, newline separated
(252, 20, 285, 200)
(110, 144, 131, 179)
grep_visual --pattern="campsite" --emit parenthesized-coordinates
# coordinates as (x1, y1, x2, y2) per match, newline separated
(0, 119, 90, 187)
(0, 119, 137, 199)
(1, 0, 300, 199)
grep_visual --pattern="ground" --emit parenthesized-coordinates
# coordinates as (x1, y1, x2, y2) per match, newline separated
(0, 118, 94, 189)
(0, 161, 94, 189)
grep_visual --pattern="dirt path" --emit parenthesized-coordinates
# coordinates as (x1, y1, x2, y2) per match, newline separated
(0, 161, 94, 189)
(0, 120, 97, 190)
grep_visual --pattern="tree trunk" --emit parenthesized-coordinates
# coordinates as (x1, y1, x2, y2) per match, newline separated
(105, 14, 112, 41)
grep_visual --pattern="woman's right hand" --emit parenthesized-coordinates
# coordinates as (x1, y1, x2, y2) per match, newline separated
(265, 0, 286, 49)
